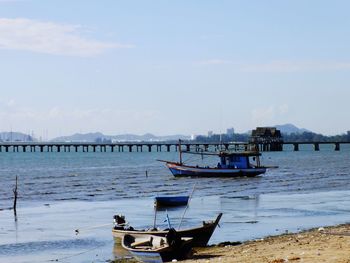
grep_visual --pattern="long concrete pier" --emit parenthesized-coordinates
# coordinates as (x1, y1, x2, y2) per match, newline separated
(282, 142, 347, 151)
(0, 142, 229, 153)
(0, 141, 349, 152)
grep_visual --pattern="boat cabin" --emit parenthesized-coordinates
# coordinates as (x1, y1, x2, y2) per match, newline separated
(218, 152, 261, 169)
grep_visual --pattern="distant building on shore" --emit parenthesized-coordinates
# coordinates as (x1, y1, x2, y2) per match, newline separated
(0, 132, 34, 142)
(226, 127, 234, 135)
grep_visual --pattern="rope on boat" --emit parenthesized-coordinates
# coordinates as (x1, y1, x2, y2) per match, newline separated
(74, 223, 111, 235)
(27, 223, 113, 262)
(47, 242, 106, 262)
(177, 184, 196, 230)
(182, 153, 212, 166)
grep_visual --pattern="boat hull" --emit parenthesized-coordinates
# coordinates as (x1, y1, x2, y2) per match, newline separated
(113, 213, 222, 247)
(166, 163, 266, 177)
(122, 233, 193, 262)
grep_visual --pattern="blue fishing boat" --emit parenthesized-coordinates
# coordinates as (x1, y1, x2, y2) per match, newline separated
(159, 141, 275, 178)
(154, 196, 189, 207)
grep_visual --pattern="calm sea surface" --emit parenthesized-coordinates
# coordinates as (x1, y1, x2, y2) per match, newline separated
(0, 145, 349, 262)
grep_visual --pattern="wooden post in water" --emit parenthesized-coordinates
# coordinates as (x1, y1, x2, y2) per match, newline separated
(13, 175, 18, 217)
(178, 139, 183, 164)
(335, 142, 340, 151)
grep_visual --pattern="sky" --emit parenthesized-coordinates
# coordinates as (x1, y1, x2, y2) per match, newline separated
(0, 0, 349, 138)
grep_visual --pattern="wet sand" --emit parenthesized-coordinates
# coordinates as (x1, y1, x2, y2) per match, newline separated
(184, 224, 350, 263)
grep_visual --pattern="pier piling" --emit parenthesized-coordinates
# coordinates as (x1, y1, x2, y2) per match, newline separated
(335, 142, 340, 151)
(293, 143, 299, 151)
(314, 143, 320, 151)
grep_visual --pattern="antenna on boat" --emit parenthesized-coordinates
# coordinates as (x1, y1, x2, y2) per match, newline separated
(164, 210, 172, 229)
(219, 133, 223, 151)
(219, 104, 224, 151)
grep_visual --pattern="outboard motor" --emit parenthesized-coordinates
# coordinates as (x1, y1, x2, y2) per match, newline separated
(166, 228, 181, 247)
(113, 214, 127, 229)
(114, 214, 126, 225)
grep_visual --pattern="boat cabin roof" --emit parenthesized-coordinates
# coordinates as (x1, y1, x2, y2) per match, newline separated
(183, 150, 261, 157)
(218, 151, 261, 157)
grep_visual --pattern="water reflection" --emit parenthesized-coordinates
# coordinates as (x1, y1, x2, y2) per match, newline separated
(219, 195, 260, 224)
(113, 241, 162, 263)
(112, 240, 132, 258)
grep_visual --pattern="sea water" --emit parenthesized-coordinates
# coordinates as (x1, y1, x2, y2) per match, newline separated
(0, 145, 349, 262)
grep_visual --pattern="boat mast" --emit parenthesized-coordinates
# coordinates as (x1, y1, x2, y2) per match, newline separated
(178, 139, 183, 165)
(153, 205, 157, 229)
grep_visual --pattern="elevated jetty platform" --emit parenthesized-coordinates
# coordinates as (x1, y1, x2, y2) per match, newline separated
(0, 141, 349, 153)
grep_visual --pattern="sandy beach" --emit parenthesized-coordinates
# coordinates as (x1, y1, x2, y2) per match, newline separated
(183, 224, 350, 263)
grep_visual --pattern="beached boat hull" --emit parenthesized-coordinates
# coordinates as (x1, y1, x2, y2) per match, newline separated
(154, 196, 189, 207)
(166, 163, 266, 177)
(113, 213, 222, 247)
(122, 232, 194, 262)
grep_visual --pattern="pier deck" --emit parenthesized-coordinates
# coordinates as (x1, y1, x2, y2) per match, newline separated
(0, 141, 349, 152)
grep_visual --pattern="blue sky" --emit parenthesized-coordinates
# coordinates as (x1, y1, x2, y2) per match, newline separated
(0, 0, 349, 138)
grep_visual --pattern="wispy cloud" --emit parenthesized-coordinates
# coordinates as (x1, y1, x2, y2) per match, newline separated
(196, 59, 233, 65)
(0, 102, 157, 122)
(0, 101, 160, 137)
(251, 104, 289, 126)
(195, 59, 350, 72)
(199, 34, 225, 40)
(242, 60, 350, 73)
(0, 18, 133, 56)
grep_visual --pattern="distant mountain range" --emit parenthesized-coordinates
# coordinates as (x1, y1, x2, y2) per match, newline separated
(274, 123, 310, 135)
(51, 124, 310, 142)
(0, 124, 313, 142)
(51, 132, 191, 142)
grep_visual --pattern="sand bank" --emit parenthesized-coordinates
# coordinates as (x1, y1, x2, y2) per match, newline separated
(184, 224, 350, 263)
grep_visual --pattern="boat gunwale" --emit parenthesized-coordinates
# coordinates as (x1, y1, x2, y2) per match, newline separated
(165, 162, 267, 171)
(113, 219, 216, 235)
(122, 234, 172, 253)
(113, 213, 222, 236)
(182, 150, 262, 157)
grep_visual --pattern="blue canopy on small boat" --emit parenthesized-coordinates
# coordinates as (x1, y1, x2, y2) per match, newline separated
(154, 196, 189, 207)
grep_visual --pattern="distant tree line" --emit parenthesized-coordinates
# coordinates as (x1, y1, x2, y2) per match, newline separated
(283, 131, 350, 142)
(193, 131, 350, 143)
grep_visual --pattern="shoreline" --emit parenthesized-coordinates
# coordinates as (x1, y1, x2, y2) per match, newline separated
(182, 223, 350, 263)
